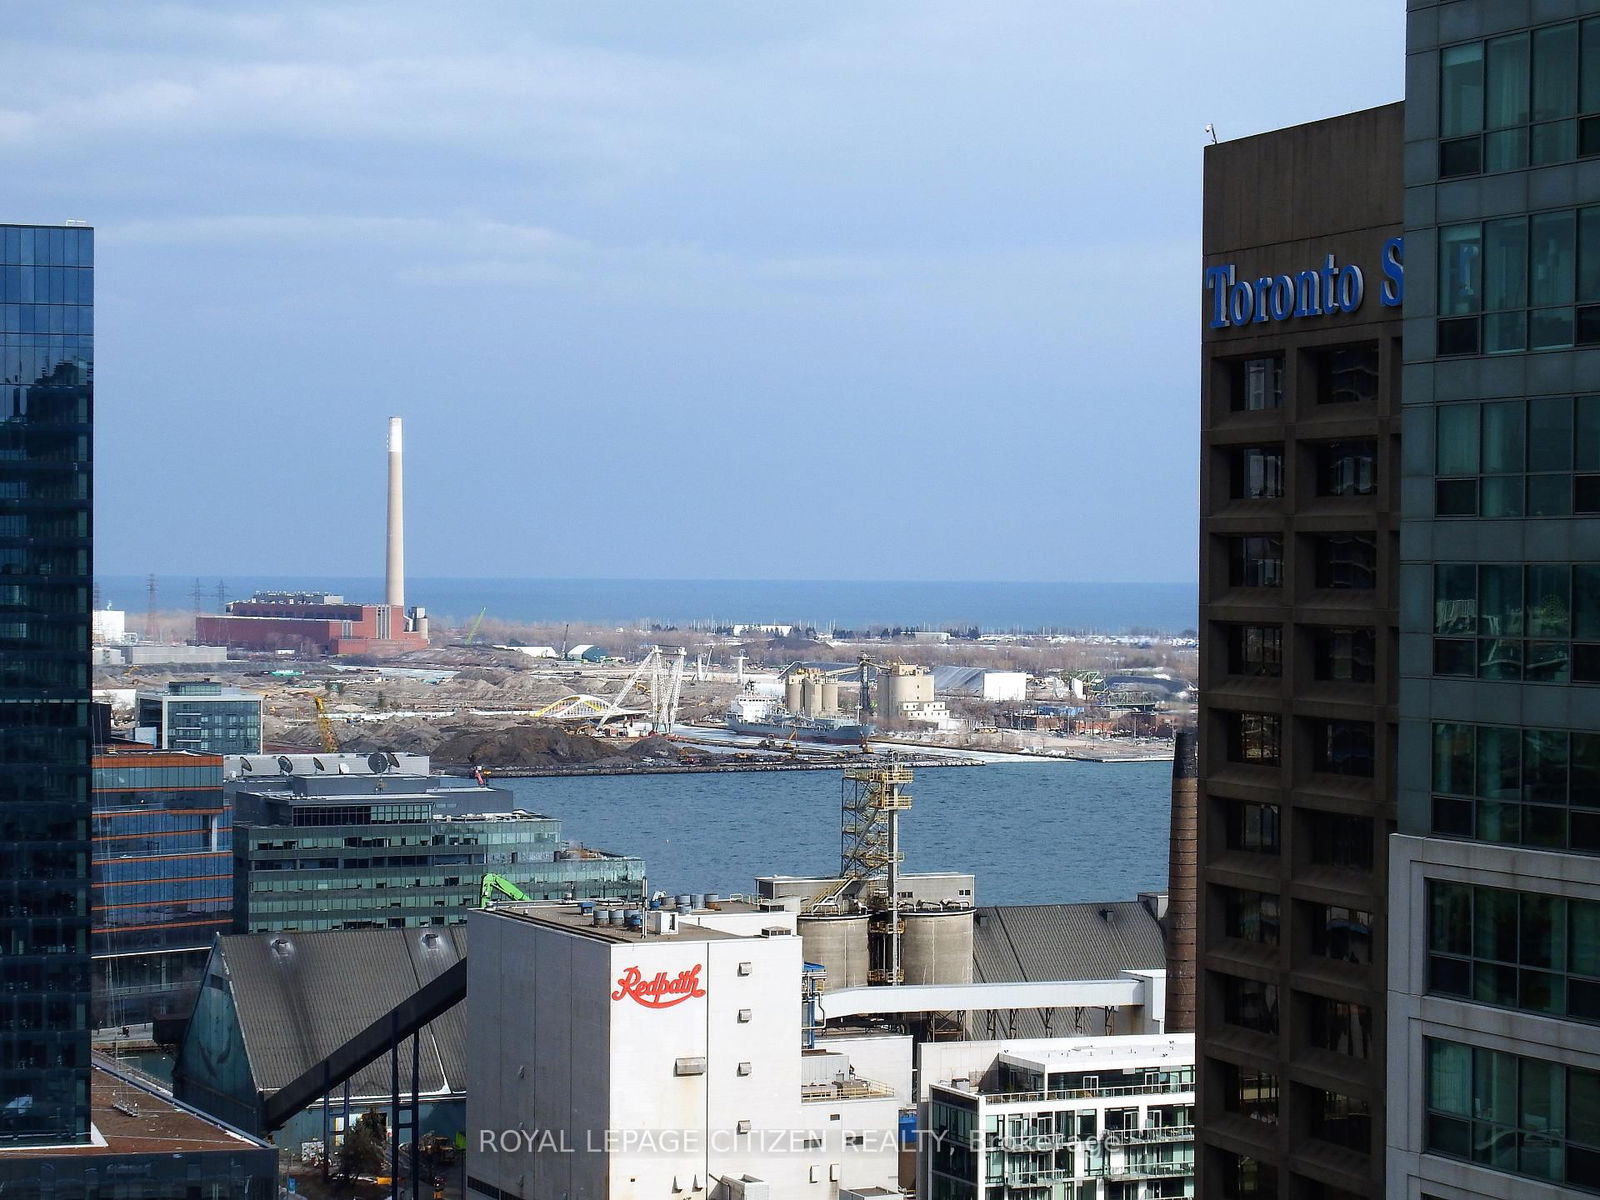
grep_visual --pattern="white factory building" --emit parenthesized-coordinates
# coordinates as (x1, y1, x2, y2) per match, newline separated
(467, 903, 905, 1200)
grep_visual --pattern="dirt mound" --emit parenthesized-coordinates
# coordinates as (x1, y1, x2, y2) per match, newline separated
(430, 722, 623, 768)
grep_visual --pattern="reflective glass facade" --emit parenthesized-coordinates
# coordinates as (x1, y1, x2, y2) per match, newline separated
(0, 222, 93, 1146)
(232, 778, 645, 932)
(92, 748, 231, 1027)
(136, 684, 261, 756)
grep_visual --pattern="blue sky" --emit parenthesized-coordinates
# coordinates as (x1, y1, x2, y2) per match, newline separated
(3, 2, 1404, 583)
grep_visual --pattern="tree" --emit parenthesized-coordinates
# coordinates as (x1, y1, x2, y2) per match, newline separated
(337, 1111, 387, 1181)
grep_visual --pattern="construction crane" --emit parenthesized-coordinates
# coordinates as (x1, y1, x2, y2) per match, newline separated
(479, 873, 532, 907)
(464, 607, 487, 646)
(596, 646, 689, 734)
(311, 695, 339, 754)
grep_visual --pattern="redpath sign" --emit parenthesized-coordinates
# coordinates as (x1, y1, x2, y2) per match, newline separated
(611, 964, 707, 1009)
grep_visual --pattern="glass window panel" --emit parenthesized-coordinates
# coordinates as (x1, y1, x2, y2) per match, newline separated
(1438, 403, 1481, 475)
(1484, 476, 1526, 518)
(1435, 722, 1476, 794)
(1523, 729, 1570, 803)
(1437, 478, 1480, 516)
(1531, 211, 1577, 306)
(1480, 565, 1525, 636)
(1528, 396, 1572, 471)
(1486, 126, 1529, 171)
(1487, 33, 1532, 127)
(1571, 1068, 1600, 1151)
(1475, 887, 1520, 961)
(1443, 43, 1487, 136)
(1581, 209, 1600, 304)
(1430, 1040, 1473, 1116)
(1573, 733, 1600, 808)
(1478, 725, 1522, 801)
(1520, 892, 1566, 970)
(1482, 400, 1526, 474)
(1531, 306, 1575, 350)
(1584, 18, 1600, 113)
(1436, 564, 1479, 634)
(1430, 881, 1474, 955)
(1527, 565, 1571, 637)
(1527, 475, 1571, 517)
(1441, 224, 1485, 314)
(1484, 217, 1529, 310)
(1572, 900, 1600, 977)
(1533, 24, 1579, 121)
(1532, 118, 1577, 165)
(1475, 1046, 1521, 1127)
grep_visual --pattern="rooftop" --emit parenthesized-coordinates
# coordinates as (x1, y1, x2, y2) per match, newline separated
(997, 1033, 1195, 1071)
(0, 1060, 270, 1159)
(490, 902, 782, 944)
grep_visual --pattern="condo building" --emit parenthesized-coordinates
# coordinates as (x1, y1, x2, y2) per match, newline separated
(0, 221, 95, 1147)
(1196, 106, 1404, 1199)
(1389, 4, 1600, 1198)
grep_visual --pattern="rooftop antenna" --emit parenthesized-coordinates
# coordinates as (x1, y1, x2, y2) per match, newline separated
(145, 573, 158, 640)
(1205, 124, 1218, 145)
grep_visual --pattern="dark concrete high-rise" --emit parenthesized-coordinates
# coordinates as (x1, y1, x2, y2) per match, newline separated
(0, 222, 94, 1146)
(1195, 107, 1403, 1199)
(1389, 5, 1600, 1196)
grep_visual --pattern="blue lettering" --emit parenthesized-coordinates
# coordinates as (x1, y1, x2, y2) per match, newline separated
(1268, 275, 1295, 320)
(1229, 280, 1254, 326)
(1380, 236, 1404, 307)
(1294, 270, 1322, 317)
(1320, 254, 1340, 313)
(1252, 278, 1272, 323)
(1337, 264, 1364, 312)
(1205, 265, 1234, 328)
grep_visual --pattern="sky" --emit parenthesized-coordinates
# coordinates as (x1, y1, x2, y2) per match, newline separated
(3, 2, 1405, 583)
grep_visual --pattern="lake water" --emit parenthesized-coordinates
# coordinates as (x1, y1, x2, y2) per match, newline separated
(498, 759, 1172, 906)
(100, 575, 1198, 634)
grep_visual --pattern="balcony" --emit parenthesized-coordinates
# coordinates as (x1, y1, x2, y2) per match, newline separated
(800, 1078, 895, 1103)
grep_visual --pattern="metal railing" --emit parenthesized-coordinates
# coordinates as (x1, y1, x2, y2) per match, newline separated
(800, 1078, 896, 1103)
(982, 1079, 1195, 1103)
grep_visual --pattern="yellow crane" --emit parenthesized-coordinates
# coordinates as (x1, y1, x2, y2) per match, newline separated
(465, 607, 487, 645)
(311, 695, 339, 754)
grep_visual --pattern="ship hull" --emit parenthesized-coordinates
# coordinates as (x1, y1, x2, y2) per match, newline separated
(726, 718, 875, 744)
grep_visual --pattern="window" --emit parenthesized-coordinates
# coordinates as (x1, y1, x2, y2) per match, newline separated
(1305, 1088, 1370, 1153)
(1311, 719, 1375, 778)
(1313, 627, 1375, 683)
(1220, 1063, 1279, 1124)
(1227, 535, 1283, 588)
(1229, 354, 1283, 411)
(1225, 625, 1282, 677)
(1213, 1151, 1277, 1199)
(1305, 903, 1374, 965)
(1220, 887, 1280, 945)
(1312, 533, 1376, 590)
(1303, 995, 1372, 1059)
(1304, 809, 1373, 871)
(1437, 204, 1600, 355)
(1432, 562, 1600, 684)
(1425, 1039, 1600, 1189)
(1430, 721, 1600, 854)
(1225, 800, 1280, 855)
(1229, 446, 1285, 499)
(1438, 19, 1600, 179)
(1226, 713, 1281, 766)
(1314, 344, 1379, 405)
(1436, 395, 1600, 517)
(1217, 974, 1278, 1035)
(1312, 439, 1377, 499)
(1427, 880, 1600, 1022)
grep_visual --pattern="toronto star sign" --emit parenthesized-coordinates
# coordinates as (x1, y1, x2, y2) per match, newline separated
(1205, 236, 1404, 329)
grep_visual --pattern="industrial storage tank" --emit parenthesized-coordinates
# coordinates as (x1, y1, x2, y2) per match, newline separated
(797, 913, 869, 990)
(877, 664, 933, 714)
(899, 907, 975, 986)
(820, 678, 840, 717)
(785, 675, 805, 712)
(801, 673, 822, 717)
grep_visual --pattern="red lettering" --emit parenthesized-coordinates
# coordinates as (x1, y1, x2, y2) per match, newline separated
(611, 963, 707, 1008)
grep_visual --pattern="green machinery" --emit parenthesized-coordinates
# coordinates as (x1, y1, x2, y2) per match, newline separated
(478, 873, 532, 907)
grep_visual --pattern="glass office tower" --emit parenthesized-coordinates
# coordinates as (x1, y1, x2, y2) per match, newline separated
(0, 223, 94, 1146)
(1390, 6, 1600, 1197)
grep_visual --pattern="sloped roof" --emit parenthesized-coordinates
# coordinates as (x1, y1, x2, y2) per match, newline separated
(217, 926, 468, 1100)
(971, 902, 1166, 1038)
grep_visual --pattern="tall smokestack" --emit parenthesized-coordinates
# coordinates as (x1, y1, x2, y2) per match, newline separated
(386, 417, 404, 609)
(1165, 727, 1198, 1033)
